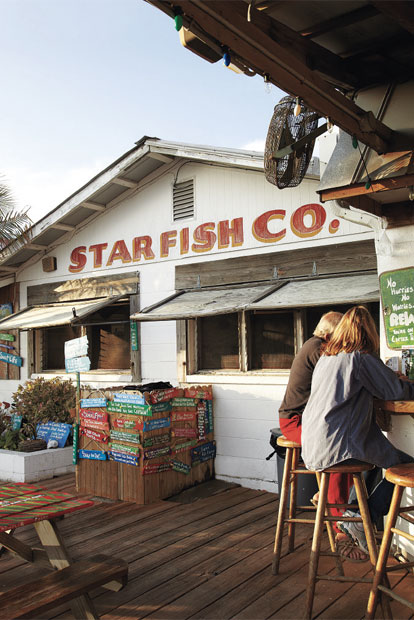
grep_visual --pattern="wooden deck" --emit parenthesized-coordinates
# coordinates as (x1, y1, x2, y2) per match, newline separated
(0, 474, 413, 619)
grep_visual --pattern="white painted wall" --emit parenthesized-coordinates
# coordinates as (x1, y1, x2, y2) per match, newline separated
(3, 159, 374, 493)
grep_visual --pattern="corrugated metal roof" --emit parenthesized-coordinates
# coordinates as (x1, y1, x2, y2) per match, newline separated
(248, 274, 379, 310)
(0, 296, 123, 330)
(131, 285, 276, 320)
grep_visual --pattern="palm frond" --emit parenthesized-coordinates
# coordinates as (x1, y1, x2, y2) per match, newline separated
(0, 178, 32, 248)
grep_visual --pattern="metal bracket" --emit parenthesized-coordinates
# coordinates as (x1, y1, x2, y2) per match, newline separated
(272, 122, 328, 160)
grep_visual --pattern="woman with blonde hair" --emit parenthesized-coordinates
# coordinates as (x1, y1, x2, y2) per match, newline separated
(302, 305, 414, 560)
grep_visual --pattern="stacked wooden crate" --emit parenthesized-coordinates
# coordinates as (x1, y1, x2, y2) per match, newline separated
(76, 385, 215, 503)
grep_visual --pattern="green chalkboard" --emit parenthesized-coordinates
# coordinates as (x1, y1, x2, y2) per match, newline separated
(379, 267, 414, 349)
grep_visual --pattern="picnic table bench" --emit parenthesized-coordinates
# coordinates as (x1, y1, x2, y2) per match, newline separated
(0, 554, 128, 619)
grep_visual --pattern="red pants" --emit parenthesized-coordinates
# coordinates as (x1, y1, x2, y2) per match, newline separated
(280, 415, 352, 533)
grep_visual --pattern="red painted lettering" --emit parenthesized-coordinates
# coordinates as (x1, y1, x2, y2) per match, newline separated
(89, 243, 108, 268)
(192, 223, 216, 253)
(291, 204, 326, 238)
(218, 218, 244, 249)
(133, 236, 155, 261)
(180, 228, 189, 255)
(160, 230, 177, 258)
(106, 240, 132, 265)
(69, 246, 87, 273)
(252, 210, 286, 243)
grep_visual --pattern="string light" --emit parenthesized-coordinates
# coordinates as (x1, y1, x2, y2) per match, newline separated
(352, 136, 358, 149)
(264, 74, 271, 94)
(173, 7, 183, 31)
(294, 97, 301, 117)
(223, 48, 231, 67)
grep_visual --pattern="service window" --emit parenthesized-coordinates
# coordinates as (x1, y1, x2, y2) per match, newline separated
(198, 313, 239, 370)
(36, 298, 131, 372)
(249, 311, 295, 370)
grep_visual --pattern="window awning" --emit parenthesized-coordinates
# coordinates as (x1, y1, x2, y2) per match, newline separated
(0, 296, 124, 330)
(131, 285, 276, 321)
(131, 273, 379, 322)
(247, 274, 379, 310)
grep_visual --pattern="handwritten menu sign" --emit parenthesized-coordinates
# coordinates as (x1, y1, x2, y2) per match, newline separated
(380, 267, 414, 349)
(36, 422, 72, 447)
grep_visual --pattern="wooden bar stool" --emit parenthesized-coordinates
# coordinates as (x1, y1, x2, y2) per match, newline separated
(305, 461, 379, 620)
(272, 436, 341, 576)
(366, 462, 414, 620)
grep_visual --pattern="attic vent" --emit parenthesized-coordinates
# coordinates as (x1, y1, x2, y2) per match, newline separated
(173, 180, 194, 221)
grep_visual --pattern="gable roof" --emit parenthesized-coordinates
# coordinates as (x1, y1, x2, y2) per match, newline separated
(0, 137, 318, 282)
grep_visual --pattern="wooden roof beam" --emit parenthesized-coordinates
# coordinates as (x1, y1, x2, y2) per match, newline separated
(174, 0, 394, 153)
(371, 1, 414, 35)
(300, 5, 379, 39)
(319, 173, 414, 202)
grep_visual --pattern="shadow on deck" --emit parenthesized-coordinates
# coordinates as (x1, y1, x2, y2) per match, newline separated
(0, 474, 412, 619)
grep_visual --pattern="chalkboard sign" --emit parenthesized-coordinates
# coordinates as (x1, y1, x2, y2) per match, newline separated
(379, 267, 414, 349)
(36, 422, 72, 447)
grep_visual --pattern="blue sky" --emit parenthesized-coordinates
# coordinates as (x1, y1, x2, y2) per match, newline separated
(1, 0, 285, 222)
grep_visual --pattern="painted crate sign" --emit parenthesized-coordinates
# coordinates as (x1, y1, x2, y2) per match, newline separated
(143, 445, 171, 460)
(65, 356, 90, 373)
(80, 427, 109, 443)
(150, 387, 182, 404)
(80, 409, 108, 423)
(110, 442, 140, 456)
(109, 451, 139, 466)
(171, 397, 196, 408)
(0, 333, 15, 342)
(171, 459, 191, 475)
(107, 401, 152, 416)
(36, 422, 72, 448)
(143, 416, 170, 432)
(142, 432, 170, 448)
(0, 352, 22, 367)
(184, 386, 213, 400)
(130, 321, 138, 351)
(191, 441, 216, 465)
(151, 401, 172, 413)
(112, 417, 142, 431)
(142, 462, 171, 475)
(197, 411, 206, 440)
(173, 439, 197, 454)
(171, 411, 197, 422)
(173, 427, 197, 439)
(11, 414, 22, 431)
(110, 430, 140, 444)
(80, 398, 107, 408)
(113, 392, 146, 405)
(80, 419, 110, 432)
(205, 407, 214, 435)
(78, 449, 107, 460)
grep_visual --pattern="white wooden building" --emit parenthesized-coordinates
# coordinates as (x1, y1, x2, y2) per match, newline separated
(0, 137, 377, 493)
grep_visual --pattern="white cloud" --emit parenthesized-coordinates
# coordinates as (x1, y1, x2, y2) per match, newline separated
(240, 139, 265, 152)
(3, 162, 106, 224)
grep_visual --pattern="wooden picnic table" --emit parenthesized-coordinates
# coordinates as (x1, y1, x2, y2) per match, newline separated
(0, 481, 98, 618)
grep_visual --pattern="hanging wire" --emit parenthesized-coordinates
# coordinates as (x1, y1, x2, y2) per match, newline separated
(356, 142, 373, 190)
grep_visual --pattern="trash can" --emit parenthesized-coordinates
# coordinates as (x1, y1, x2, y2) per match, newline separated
(268, 427, 318, 505)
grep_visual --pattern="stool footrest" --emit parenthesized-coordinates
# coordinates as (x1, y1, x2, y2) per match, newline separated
(378, 585, 414, 611)
(385, 561, 414, 572)
(317, 574, 372, 584)
(391, 526, 414, 542)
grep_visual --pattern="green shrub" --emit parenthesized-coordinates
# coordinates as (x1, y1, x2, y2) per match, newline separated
(12, 377, 76, 438)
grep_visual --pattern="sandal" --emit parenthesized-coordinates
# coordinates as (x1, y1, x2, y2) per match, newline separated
(335, 534, 369, 563)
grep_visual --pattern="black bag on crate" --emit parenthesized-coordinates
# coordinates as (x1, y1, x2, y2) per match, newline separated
(266, 427, 286, 461)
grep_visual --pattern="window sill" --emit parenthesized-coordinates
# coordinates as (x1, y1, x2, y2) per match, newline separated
(185, 372, 290, 385)
(32, 371, 133, 383)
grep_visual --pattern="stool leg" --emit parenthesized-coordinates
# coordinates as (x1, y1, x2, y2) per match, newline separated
(272, 446, 293, 575)
(304, 471, 329, 620)
(366, 484, 403, 620)
(288, 447, 299, 552)
(316, 471, 344, 577)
